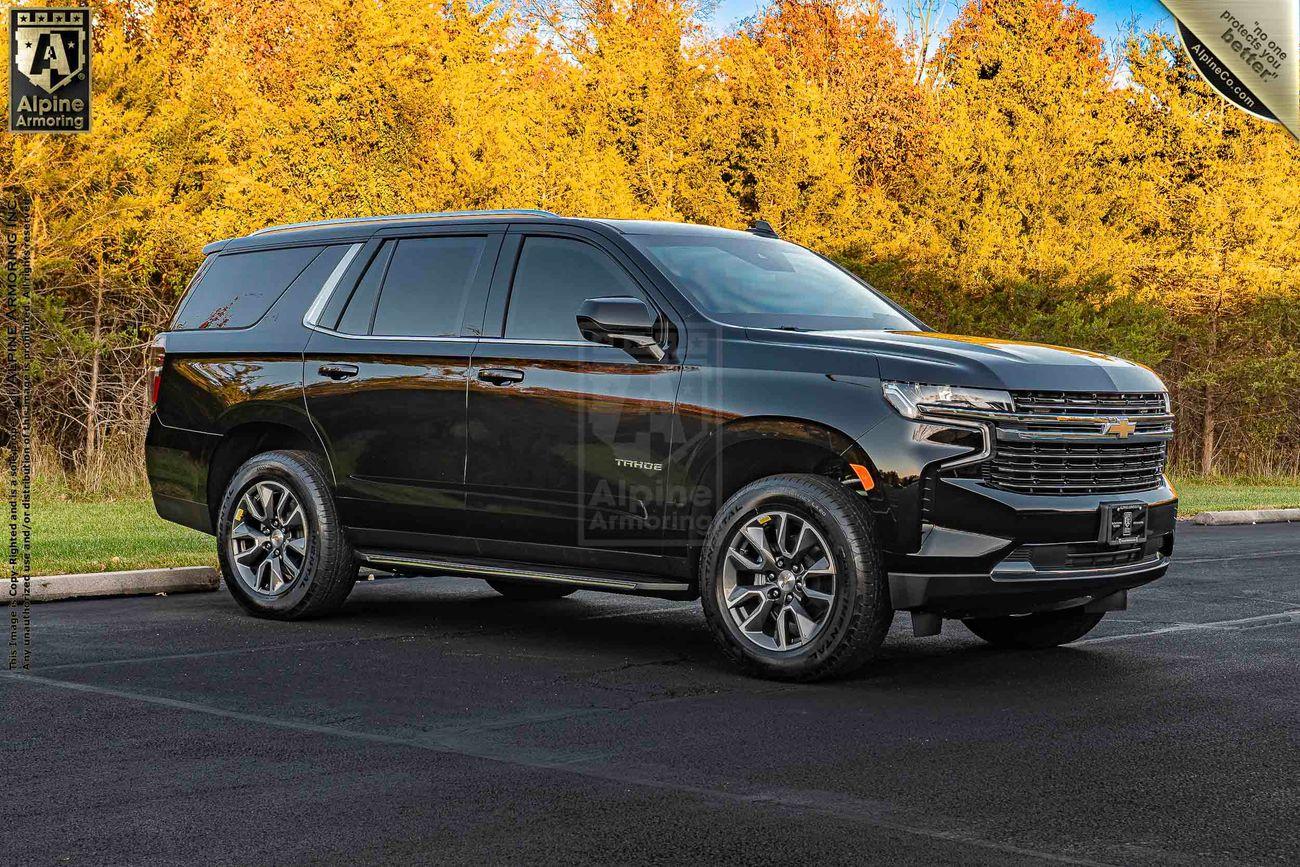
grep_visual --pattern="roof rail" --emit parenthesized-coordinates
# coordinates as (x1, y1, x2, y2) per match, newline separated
(251, 209, 559, 236)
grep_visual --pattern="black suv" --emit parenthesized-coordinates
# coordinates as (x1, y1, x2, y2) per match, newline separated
(147, 210, 1176, 680)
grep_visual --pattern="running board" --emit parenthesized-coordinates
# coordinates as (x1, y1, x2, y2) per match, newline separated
(355, 550, 695, 599)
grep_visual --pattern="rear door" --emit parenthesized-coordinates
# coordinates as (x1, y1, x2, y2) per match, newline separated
(463, 225, 684, 566)
(304, 228, 503, 549)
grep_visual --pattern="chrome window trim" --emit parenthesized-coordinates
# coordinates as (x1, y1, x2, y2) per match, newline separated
(305, 325, 477, 342)
(301, 243, 363, 329)
(474, 337, 593, 347)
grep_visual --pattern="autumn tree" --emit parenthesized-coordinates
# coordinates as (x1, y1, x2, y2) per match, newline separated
(1125, 31, 1300, 474)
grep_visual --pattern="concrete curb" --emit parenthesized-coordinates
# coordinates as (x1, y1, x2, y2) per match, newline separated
(24, 566, 221, 603)
(1189, 508, 1300, 526)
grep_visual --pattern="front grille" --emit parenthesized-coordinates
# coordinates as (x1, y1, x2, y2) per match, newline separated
(1011, 391, 1168, 417)
(984, 440, 1167, 495)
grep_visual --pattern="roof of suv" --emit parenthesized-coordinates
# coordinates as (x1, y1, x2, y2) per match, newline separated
(204, 210, 760, 255)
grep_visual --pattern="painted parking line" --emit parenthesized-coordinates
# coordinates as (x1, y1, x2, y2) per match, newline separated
(1078, 609, 1300, 645)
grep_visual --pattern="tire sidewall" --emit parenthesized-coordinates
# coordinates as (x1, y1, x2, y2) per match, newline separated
(701, 480, 876, 677)
(217, 455, 324, 616)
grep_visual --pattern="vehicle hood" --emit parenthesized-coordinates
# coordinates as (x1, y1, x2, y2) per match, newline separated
(745, 328, 1165, 392)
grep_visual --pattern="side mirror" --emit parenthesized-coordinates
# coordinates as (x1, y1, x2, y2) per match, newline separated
(576, 296, 666, 361)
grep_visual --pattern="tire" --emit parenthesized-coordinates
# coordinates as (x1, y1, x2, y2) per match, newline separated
(962, 608, 1104, 649)
(699, 473, 893, 682)
(216, 449, 357, 620)
(486, 579, 578, 600)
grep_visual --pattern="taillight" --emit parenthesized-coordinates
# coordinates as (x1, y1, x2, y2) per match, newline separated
(148, 340, 165, 409)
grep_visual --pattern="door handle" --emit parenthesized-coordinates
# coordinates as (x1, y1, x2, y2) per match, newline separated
(477, 367, 525, 386)
(318, 363, 359, 380)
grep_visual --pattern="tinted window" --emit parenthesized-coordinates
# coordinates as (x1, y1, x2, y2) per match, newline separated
(335, 242, 393, 335)
(173, 246, 321, 330)
(627, 233, 915, 331)
(505, 237, 642, 340)
(370, 236, 486, 337)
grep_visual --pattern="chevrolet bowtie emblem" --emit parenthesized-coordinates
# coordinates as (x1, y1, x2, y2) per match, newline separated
(1103, 418, 1137, 438)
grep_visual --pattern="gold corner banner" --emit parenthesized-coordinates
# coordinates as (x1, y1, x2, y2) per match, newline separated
(1161, 1, 1299, 138)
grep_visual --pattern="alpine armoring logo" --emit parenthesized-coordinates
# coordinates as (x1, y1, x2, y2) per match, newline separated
(8, 7, 91, 133)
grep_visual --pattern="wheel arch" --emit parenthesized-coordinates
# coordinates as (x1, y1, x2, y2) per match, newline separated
(683, 417, 885, 561)
(206, 420, 330, 527)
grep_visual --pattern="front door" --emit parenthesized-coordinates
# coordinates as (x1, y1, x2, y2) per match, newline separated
(304, 230, 502, 549)
(464, 228, 683, 566)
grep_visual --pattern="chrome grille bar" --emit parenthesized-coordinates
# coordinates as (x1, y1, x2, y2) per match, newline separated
(932, 391, 1173, 496)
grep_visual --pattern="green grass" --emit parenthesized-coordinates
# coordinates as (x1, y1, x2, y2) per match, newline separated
(33, 491, 216, 576)
(22, 475, 1300, 576)
(1173, 477, 1300, 516)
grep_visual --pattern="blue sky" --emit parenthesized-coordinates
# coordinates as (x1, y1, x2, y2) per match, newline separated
(707, 0, 1173, 42)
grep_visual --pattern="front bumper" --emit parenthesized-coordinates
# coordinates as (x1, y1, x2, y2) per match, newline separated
(890, 553, 1169, 617)
(886, 479, 1177, 616)
(855, 410, 1178, 617)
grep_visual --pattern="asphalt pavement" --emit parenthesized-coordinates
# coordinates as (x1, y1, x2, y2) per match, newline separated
(4, 523, 1298, 865)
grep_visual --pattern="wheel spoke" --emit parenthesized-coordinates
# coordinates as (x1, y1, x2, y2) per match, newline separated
(276, 492, 297, 523)
(727, 546, 764, 572)
(801, 586, 833, 604)
(241, 492, 264, 523)
(789, 522, 812, 559)
(803, 554, 835, 577)
(254, 558, 272, 592)
(257, 484, 276, 524)
(726, 584, 768, 610)
(739, 598, 774, 633)
(286, 536, 307, 556)
(282, 505, 305, 530)
(268, 556, 285, 593)
(789, 600, 818, 641)
(773, 608, 790, 649)
(775, 513, 791, 557)
(741, 525, 778, 569)
(234, 545, 266, 568)
(231, 521, 267, 545)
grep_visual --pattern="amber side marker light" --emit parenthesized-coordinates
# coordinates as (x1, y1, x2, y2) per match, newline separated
(849, 463, 875, 491)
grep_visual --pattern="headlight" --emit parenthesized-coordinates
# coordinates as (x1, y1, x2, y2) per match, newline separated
(881, 381, 1014, 419)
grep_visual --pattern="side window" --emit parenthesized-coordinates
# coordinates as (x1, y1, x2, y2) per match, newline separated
(505, 237, 643, 341)
(172, 246, 321, 330)
(370, 236, 487, 337)
(335, 242, 393, 335)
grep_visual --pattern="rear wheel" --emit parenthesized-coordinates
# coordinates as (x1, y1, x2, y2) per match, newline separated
(962, 607, 1104, 648)
(700, 474, 892, 682)
(217, 449, 357, 620)
(486, 579, 577, 600)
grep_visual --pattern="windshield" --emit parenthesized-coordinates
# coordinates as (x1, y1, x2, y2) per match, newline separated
(627, 232, 917, 331)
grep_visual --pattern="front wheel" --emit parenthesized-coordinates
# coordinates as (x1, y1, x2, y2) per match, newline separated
(217, 449, 357, 620)
(699, 474, 892, 682)
(962, 607, 1104, 648)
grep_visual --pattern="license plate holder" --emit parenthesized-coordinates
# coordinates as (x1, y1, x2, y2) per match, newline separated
(1103, 503, 1148, 545)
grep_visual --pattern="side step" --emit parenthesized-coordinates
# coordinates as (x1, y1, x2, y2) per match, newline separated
(355, 550, 696, 600)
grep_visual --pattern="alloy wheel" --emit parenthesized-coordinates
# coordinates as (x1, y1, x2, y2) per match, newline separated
(721, 510, 837, 652)
(228, 480, 309, 596)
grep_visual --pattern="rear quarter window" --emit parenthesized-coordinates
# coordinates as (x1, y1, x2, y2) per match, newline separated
(171, 246, 322, 330)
